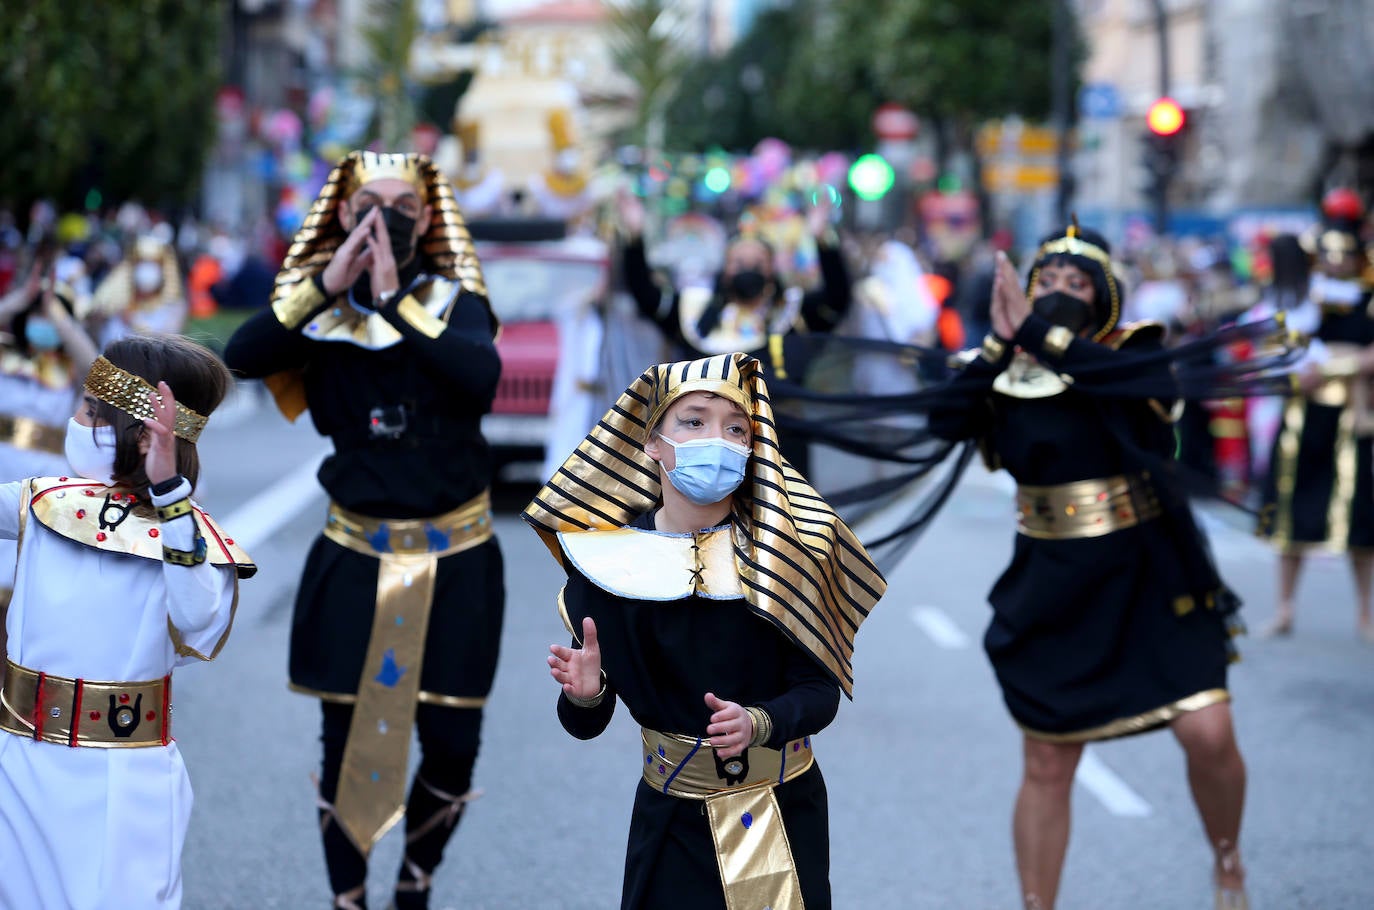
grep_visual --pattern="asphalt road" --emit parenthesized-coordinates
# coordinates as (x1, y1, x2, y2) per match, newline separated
(172, 387, 1374, 909)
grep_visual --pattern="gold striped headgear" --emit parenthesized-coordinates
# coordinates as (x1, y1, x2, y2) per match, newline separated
(522, 352, 887, 696)
(1029, 221, 1123, 341)
(84, 356, 208, 442)
(91, 236, 182, 318)
(270, 150, 488, 309)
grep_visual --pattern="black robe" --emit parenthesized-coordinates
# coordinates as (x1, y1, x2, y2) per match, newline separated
(928, 314, 1232, 739)
(556, 511, 839, 910)
(222, 268, 505, 701)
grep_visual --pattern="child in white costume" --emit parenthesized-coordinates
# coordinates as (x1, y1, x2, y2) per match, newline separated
(0, 333, 254, 910)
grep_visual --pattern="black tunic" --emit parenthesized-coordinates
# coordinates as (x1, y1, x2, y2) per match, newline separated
(1257, 290, 1374, 550)
(929, 315, 1231, 739)
(222, 269, 506, 700)
(557, 512, 839, 910)
(622, 239, 852, 476)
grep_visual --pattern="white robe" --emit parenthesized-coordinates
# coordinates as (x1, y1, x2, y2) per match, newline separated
(0, 477, 237, 910)
(0, 373, 78, 591)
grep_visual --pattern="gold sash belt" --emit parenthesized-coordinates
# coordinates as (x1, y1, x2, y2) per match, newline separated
(642, 727, 813, 910)
(0, 658, 170, 748)
(324, 491, 494, 854)
(0, 414, 64, 455)
(1017, 473, 1161, 540)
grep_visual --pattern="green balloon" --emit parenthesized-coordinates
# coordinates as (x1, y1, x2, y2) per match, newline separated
(848, 154, 895, 201)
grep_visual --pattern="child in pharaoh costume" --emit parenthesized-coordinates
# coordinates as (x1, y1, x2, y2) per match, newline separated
(90, 235, 189, 343)
(524, 351, 886, 910)
(0, 333, 254, 909)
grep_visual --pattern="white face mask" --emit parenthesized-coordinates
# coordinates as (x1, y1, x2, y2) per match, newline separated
(133, 261, 163, 293)
(64, 418, 118, 486)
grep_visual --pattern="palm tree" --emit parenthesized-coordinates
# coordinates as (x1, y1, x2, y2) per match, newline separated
(603, 0, 692, 152)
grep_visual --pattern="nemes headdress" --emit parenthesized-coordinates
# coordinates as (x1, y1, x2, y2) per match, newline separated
(84, 356, 208, 442)
(270, 150, 488, 308)
(523, 352, 886, 696)
(91, 235, 183, 317)
(1029, 220, 1124, 341)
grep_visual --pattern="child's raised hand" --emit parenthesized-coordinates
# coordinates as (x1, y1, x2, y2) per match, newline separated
(143, 381, 179, 486)
(548, 616, 603, 701)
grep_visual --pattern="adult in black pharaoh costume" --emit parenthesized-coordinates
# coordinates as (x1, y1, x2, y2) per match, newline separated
(766, 225, 1299, 910)
(1256, 188, 1374, 641)
(224, 151, 503, 910)
(523, 352, 885, 910)
(616, 193, 852, 475)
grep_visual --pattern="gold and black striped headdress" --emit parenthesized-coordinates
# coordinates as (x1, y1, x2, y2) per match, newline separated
(522, 352, 886, 696)
(270, 150, 488, 307)
(91, 236, 183, 318)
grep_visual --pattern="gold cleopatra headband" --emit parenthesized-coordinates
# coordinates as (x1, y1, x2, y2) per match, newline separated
(1029, 224, 1121, 342)
(84, 357, 208, 443)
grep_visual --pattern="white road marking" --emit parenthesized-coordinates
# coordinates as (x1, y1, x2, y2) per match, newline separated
(911, 606, 972, 649)
(220, 448, 330, 553)
(1075, 747, 1153, 818)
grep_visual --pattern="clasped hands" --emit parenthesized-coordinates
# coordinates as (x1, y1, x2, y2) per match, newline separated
(320, 207, 400, 304)
(548, 616, 756, 759)
(990, 251, 1031, 340)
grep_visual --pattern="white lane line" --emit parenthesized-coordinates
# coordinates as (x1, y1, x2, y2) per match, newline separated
(1075, 747, 1153, 818)
(220, 448, 330, 553)
(910, 606, 972, 649)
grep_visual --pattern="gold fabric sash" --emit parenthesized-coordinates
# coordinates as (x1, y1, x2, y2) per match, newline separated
(1016, 473, 1161, 540)
(642, 728, 812, 910)
(0, 659, 170, 748)
(0, 414, 64, 455)
(325, 492, 493, 854)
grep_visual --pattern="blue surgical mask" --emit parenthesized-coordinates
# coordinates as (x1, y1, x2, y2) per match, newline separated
(658, 434, 750, 506)
(25, 318, 62, 352)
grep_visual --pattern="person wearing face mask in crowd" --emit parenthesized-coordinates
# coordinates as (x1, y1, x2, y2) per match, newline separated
(921, 225, 1251, 910)
(1256, 189, 1374, 642)
(525, 352, 885, 910)
(90, 235, 189, 343)
(223, 151, 503, 910)
(0, 333, 253, 909)
(0, 266, 99, 686)
(617, 193, 851, 476)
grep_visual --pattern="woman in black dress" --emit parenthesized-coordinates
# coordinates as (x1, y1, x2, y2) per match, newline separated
(927, 226, 1249, 910)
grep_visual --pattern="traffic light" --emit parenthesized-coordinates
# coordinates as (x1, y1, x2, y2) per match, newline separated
(848, 154, 895, 201)
(1140, 97, 1186, 232)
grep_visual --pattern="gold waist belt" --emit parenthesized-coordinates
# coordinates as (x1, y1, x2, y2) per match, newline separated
(1017, 473, 1161, 540)
(323, 491, 494, 855)
(0, 659, 170, 748)
(641, 727, 812, 910)
(0, 414, 64, 455)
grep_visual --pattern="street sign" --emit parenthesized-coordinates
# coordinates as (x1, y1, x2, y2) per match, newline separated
(873, 103, 919, 142)
(1079, 83, 1121, 120)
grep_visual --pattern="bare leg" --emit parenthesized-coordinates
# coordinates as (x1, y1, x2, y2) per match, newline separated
(1014, 736, 1084, 909)
(1267, 552, 1304, 635)
(1349, 550, 1374, 637)
(1171, 703, 1247, 892)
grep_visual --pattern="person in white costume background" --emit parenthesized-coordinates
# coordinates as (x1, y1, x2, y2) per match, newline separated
(0, 333, 254, 910)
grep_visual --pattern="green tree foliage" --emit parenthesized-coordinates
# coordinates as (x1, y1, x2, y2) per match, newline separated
(604, 0, 692, 147)
(663, 0, 1078, 155)
(0, 1, 225, 211)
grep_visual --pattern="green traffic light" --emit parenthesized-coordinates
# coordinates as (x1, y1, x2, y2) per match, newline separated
(703, 166, 731, 194)
(848, 154, 895, 201)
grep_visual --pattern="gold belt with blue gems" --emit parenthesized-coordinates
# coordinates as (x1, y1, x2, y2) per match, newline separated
(322, 491, 493, 854)
(642, 727, 813, 910)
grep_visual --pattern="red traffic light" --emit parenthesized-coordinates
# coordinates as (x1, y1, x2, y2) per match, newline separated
(1146, 97, 1185, 136)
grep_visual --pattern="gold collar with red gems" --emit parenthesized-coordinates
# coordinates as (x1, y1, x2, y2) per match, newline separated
(24, 477, 255, 577)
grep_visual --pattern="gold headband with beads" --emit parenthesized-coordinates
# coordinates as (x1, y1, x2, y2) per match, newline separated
(344, 152, 428, 202)
(84, 357, 208, 443)
(1030, 222, 1121, 342)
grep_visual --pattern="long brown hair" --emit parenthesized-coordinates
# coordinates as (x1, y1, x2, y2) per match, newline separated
(90, 334, 231, 495)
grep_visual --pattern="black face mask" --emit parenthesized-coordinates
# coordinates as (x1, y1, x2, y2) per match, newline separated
(1032, 291, 1094, 334)
(729, 269, 769, 301)
(356, 205, 419, 265)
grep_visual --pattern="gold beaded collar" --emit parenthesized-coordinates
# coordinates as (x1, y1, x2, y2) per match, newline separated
(83, 357, 208, 442)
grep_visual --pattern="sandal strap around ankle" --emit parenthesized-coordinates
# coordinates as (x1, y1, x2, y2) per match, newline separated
(395, 855, 432, 894)
(334, 884, 366, 910)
